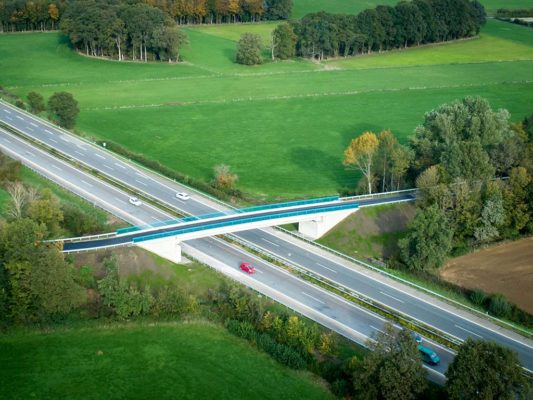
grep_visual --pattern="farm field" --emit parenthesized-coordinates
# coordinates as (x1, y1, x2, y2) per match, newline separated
(441, 237, 533, 315)
(1, 20, 533, 199)
(0, 323, 333, 400)
(291, 0, 533, 18)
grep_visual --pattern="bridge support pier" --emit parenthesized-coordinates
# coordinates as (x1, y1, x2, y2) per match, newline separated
(136, 236, 182, 264)
(298, 208, 358, 240)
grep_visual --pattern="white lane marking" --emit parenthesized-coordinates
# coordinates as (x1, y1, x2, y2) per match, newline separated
(114, 162, 126, 169)
(454, 324, 483, 339)
(4, 109, 11, 114)
(26, 151, 35, 157)
(75, 150, 85, 157)
(316, 262, 337, 273)
(45, 129, 54, 135)
(49, 138, 58, 143)
(16, 115, 24, 120)
(302, 291, 325, 305)
(379, 291, 405, 304)
(95, 153, 106, 160)
(30, 122, 38, 127)
(135, 179, 148, 186)
(2, 137, 12, 143)
(76, 144, 86, 150)
(135, 172, 148, 178)
(114, 197, 128, 205)
(103, 164, 114, 170)
(51, 165, 62, 171)
(370, 325, 385, 334)
(5, 116, 13, 121)
(81, 180, 93, 187)
(26, 127, 34, 132)
(261, 238, 279, 247)
(60, 136, 70, 142)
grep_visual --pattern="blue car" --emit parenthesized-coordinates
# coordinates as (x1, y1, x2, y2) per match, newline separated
(418, 345, 440, 365)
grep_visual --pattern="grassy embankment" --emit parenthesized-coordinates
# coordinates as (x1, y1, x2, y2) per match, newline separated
(0, 165, 114, 230)
(1, 20, 532, 200)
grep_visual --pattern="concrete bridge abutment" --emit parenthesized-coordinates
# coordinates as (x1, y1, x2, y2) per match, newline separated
(298, 208, 358, 239)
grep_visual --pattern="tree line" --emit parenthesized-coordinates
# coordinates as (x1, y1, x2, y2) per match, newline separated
(288, 0, 486, 60)
(60, 0, 188, 62)
(0, 0, 65, 32)
(0, 0, 291, 33)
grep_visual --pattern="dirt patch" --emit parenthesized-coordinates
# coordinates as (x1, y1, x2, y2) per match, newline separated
(73, 247, 177, 279)
(440, 237, 533, 314)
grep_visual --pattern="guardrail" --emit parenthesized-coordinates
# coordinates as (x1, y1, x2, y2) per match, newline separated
(340, 188, 418, 202)
(62, 241, 132, 253)
(132, 202, 360, 244)
(274, 226, 533, 337)
(116, 196, 341, 235)
(226, 232, 463, 349)
(54, 231, 117, 244)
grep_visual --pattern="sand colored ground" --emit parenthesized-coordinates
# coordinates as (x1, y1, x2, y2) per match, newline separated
(441, 237, 533, 314)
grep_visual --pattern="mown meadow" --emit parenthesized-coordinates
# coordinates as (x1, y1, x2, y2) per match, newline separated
(1, 19, 532, 199)
(0, 323, 333, 400)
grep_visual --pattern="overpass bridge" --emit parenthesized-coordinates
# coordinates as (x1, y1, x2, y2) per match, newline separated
(60, 191, 415, 263)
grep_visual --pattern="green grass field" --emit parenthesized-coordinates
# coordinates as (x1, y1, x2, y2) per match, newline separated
(1, 19, 532, 200)
(291, 0, 533, 18)
(0, 323, 333, 400)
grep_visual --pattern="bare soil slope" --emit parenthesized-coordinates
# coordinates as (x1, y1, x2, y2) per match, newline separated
(440, 237, 533, 314)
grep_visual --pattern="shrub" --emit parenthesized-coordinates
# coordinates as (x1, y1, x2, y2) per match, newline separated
(15, 100, 25, 110)
(488, 294, 511, 318)
(470, 289, 487, 306)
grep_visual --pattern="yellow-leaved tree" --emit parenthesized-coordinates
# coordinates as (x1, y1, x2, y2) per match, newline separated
(343, 131, 379, 194)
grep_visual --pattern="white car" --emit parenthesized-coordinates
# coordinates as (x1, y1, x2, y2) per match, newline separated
(129, 196, 142, 206)
(175, 192, 190, 201)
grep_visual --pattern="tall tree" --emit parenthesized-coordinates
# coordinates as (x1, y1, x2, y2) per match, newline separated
(399, 204, 453, 270)
(343, 132, 379, 194)
(446, 339, 530, 400)
(271, 22, 296, 60)
(47, 91, 79, 129)
(353, 324, 426, 400)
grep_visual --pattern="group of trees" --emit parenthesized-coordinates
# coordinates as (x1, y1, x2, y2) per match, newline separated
(343, 129, 412, 194)
(60, 0, 188, 62)
(22, 91, 79, 129)
(0, 0, 64, 32)
(398, 98, 533, 271)
(0, 0, 292, 33)
(285, 0, 485, 60)
(147, 0, 292, 24)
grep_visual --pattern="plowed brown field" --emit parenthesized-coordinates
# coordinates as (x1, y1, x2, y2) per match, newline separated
(440, 237, 533, 314)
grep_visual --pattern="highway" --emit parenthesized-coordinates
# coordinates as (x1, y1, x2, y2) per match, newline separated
(1, 101, 532, 373)
(0, 125, 453, 381)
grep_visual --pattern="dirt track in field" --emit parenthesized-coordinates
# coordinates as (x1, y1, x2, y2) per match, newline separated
(440, 237, 533, 314)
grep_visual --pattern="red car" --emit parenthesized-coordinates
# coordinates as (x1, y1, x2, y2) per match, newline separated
(240, 262, 256, 274)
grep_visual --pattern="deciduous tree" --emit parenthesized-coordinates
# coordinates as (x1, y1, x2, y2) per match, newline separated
(353, 324, 426, 400)
(399, 204, 453, 270)
(344, 132, 379, 194)
(27, 91, 45, 113)
(446, 339, 529, 400)
(236, 32, 263, 65)
(47, 91, 79, 129)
